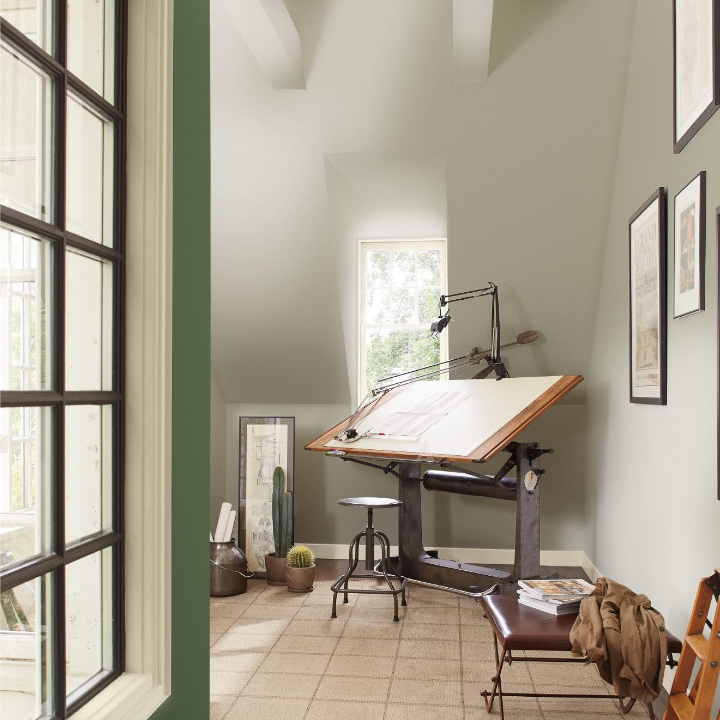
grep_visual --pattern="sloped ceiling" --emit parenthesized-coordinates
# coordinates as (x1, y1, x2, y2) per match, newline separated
(210, 0, 636, 405)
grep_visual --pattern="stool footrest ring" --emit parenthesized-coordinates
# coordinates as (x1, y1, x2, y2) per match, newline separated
(331, 523, 408, 621)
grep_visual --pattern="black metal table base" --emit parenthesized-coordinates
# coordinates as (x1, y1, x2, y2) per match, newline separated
(331, 519, 408, 622)
(481, 633, 657, 720)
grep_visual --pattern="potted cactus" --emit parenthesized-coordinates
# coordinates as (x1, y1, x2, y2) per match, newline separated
(285, 545, 315, 593)
(264, 466, 293, 585)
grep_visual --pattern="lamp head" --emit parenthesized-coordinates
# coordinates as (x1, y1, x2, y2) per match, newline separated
(430, 313, 451, 338)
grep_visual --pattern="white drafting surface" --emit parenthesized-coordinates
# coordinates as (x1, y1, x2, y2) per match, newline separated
(325, 377, 563, 457)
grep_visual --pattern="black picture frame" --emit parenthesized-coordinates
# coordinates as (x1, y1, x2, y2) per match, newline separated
(673, 171, 706, 318)
(629, 188, 667, 405)
(673, 0, 720, 153)
(238, 416, 295, 576)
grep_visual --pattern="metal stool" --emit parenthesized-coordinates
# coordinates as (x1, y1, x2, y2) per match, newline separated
(331, 497, 407, 622)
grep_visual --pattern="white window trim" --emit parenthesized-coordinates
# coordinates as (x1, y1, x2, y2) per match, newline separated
(357, 238, 448, 402)
(71, 0, 173, 718)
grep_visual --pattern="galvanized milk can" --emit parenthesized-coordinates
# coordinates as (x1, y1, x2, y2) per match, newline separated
(209, 540, 252, 596)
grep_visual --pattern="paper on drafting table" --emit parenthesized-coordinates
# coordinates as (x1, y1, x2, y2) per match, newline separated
(367, 411, 446, 439)
(324, 377, 563, 458)
(365, 389, 472, 439)
(404, 389, 472, 414)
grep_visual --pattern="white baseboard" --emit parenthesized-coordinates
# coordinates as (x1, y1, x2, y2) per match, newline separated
(307, 543, 595, 572)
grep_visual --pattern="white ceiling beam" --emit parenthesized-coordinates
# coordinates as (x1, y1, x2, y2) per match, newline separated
(219, 0, 305, 89)
(453, 0, 494, 85)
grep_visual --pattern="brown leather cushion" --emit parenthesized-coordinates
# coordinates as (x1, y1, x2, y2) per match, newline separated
(481, 595, 683, 654)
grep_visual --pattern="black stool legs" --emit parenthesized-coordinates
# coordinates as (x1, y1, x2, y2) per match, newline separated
(331, 507, 407, 622)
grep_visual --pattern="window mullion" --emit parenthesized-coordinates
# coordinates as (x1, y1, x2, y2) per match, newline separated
(65, 531, 121, 564)
(0, 206, 65, 242)
(0, 552, 64, 591)
(55, 3, 68, 710)
(0, 17, 65, 77)
(66, 72, 123, 124)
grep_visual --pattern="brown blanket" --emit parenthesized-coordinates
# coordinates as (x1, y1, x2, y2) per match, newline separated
(569, 577, 668, 703)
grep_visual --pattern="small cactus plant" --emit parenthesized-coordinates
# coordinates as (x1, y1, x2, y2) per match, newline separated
(271, 466, 293, 558)
(286, 544, 315, 568)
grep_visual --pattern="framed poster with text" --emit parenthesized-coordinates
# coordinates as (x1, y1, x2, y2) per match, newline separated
(629, 188, 667, 404)
(673, 0, 720, 152)
(238, 416, 295, 574)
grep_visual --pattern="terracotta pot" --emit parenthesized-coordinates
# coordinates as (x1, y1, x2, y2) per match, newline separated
(285, 564, 315, 593)
(264, 553, 287, 585)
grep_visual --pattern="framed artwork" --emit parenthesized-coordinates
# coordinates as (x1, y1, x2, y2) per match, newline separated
(674, 171, 706, 317)
(673, 0, 720, 152)
(238, 416, 295, 574)
(629, 188, 667, 405)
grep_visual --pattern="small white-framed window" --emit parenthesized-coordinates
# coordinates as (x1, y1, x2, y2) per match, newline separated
(358, 239, 448, 400)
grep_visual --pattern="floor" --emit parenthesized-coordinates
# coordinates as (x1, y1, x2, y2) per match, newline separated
(210, 564, 658, 720)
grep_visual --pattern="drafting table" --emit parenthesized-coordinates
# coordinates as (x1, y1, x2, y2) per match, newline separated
(306, 375, 583, 596)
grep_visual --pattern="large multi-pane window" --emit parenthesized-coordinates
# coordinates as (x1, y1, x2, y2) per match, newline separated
(359, 239, 448, 399)
(0, 1, 126, 717)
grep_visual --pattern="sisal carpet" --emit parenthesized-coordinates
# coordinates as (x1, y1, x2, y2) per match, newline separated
(210, 579, 648, 720)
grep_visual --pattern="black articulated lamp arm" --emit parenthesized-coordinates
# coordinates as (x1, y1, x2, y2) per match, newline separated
(431, 282, 506, 377)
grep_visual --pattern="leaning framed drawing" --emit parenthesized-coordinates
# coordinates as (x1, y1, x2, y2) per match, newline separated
(674, 171, 706, 317)
(629, 188, 667, 405)
(673, 0, 720, 152)
(238, 416, 295, 574)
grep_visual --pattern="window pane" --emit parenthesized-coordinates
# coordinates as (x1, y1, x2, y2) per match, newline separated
(419, 288, 441, 323)
(65, 548, 113, 698)
(365, 288, 389, 324)
(1, 225, 53, 391)
(0, 42, 53, 222)
(365, 328, 440, 395)
(0, 571, 53, 719)
(417, 250, 441, 286)
(65, 405, 112, 544)
(366, 250, 390, 287)
(391, 250, 416, 287)
(390, 288, 416, 324)
(67, 0, 115, 102)
(0, 406, 53, 568)
(65, 249, 113, 390)
(66, 94, 114, 246)
(0, 0, 53, 54)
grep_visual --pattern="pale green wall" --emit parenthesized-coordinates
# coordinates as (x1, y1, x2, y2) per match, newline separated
(211, 0, 641, 553)
(585, 0, 720, 662)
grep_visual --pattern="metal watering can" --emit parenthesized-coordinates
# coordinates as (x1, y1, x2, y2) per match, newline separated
(210, 540, 253, 596)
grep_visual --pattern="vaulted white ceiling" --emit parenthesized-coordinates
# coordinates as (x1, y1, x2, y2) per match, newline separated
(211, 0, 636, 405)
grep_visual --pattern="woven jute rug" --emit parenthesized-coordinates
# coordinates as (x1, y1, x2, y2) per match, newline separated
(210, 579, 647, 720)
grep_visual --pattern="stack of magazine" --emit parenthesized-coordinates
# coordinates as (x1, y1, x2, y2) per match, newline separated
(517, 579, 595, 615)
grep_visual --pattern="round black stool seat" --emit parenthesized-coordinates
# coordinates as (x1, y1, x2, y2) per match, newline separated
(338, 497, 402, 509)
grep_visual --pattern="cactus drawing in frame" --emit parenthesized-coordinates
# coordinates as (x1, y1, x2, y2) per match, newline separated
(239, 416, 295, 574)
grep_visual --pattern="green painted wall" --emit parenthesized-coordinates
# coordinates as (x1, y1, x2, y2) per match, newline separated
(150, 1, 211, 718)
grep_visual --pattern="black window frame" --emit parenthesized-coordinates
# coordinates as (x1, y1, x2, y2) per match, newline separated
(0, 1, 127, 717)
